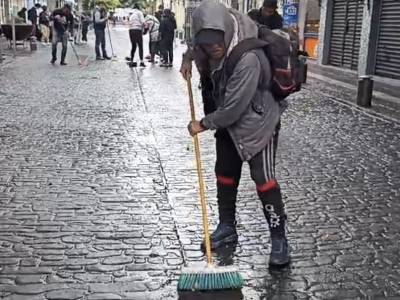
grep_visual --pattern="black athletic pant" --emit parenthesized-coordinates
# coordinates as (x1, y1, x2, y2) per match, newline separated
(214, 125, 285, 237)
(161, 38, 173, 64)
(95, 29, 107, 58)
(82, 24, 88, 42)
(129, 29, 143, 61)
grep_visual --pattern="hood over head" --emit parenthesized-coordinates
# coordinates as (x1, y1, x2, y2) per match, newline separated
(192, 0, 258, 51)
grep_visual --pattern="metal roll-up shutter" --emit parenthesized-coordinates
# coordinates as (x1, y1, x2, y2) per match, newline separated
(329, 0, 363, 70)
(375, 0, 400, 79)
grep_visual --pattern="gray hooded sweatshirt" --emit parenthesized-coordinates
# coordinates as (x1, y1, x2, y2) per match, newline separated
(192, 0, 282, 161)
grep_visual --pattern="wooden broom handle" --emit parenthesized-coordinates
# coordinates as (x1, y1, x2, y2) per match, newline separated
(187, 76, 213, 266)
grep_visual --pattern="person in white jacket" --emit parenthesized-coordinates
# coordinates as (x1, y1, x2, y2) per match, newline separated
(127, 3, 145, 67)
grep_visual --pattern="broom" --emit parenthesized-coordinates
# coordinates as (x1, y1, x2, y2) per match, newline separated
(177, 76, 243, 291)
(106, 22, 118, 61)
(69, 41, 87, 66)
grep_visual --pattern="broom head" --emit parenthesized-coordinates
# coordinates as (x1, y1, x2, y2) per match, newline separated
(178, 264, 243, 291)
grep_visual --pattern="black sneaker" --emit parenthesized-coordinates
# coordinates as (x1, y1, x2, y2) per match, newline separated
(168, 63, 173, 67)
(96, 56, 105, 61)
(128, 61, 137, 68)
(269, 237, 290, 267)
(103, 56, 111, 60)
(60, 61, 67, 66)
(50, 58, 56, 64)
(125, 56, 131, 61)
(201, 222, 238, 251)
(139, 62, 146, 67)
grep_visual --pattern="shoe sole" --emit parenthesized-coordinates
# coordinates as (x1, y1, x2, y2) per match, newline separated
(269, 258, 291, 268)
(201, 233, 238, 251)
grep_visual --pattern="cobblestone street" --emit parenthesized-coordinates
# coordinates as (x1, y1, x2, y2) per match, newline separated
(0, 27, 400, 300)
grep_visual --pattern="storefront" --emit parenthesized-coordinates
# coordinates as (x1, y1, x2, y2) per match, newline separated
(303, 0, 320, 59)
(374, 0, 400, 79)
(328, 0, 363, 70)
(319, 0, 400, 80)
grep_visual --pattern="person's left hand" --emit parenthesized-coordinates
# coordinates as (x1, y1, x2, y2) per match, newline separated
(188, 120, 206, 137)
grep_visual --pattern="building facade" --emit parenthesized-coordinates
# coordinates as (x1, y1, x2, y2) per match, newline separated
(318, 0, 400, 80)
(1, 0, 27, 23)
(1, 0, 61, 23)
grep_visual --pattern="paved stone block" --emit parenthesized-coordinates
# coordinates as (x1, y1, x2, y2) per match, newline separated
(46, 289, 86, 300)
(102, 256, 133, 265)
(1, 267, 53, 275)
(86, 293, 122, 300)
(86, 265, 124, 273)
(89, 282, 147, 293)
(15, 275, 45, 285)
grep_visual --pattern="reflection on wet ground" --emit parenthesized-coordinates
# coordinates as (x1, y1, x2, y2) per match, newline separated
(213, 242, 238, 266)
(179, 242, 295, 300)
(178, 290, 244, 300)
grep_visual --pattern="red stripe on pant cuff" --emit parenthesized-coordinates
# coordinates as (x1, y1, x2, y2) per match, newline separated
(217, 176, 236, 186)
(257, 179, 278, 192)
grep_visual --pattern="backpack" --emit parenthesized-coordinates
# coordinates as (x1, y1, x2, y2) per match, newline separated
(225, 25, 302, 99)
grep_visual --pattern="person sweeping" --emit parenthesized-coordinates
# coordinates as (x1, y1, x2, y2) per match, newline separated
(181, 0, 290, 267)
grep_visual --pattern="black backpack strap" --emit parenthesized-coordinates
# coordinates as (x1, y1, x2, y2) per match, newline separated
(225, 38, 269, 79)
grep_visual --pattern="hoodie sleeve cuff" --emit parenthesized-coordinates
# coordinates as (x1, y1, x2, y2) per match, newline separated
(201, 116, 217, 130)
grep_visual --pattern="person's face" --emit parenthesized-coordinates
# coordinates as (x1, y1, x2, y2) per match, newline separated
(62, 8, 70, 15)
(262, 6, 276, 17)
(201, 42, 226, 60)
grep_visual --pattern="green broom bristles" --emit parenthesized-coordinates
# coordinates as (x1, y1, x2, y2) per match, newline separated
(177, 265, 244, 291)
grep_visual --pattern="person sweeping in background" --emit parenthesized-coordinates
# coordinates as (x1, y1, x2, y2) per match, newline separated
(93, 3, 111, 60)
(50, 4, 74, 65)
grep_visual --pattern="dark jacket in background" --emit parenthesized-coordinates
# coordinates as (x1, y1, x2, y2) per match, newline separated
(17, 9, 27, 22)
(39, 11, 50, 26)
(248, 8, 283, 29)
(159, 15, 176, 41)
(155, 10, 163, 21)
(51, 8, 74, 34)
(28, 7, 38, 24)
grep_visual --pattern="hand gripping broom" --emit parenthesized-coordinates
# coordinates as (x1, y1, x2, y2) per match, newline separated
(177, 76, 243, 291)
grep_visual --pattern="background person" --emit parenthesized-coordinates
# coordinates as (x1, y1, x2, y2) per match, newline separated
(247, 0, 283, 29)
(127, 3, 145, 67)
(93, 3, 111, 60)
(50, 4, 74, 65)
(39, 5, 51, 45)
(144, 14, 160, 64)
(17, 8, 27, 23)
(159, 9, 176, 67)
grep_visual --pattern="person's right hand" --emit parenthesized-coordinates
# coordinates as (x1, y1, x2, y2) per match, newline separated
(180, 59, 192, 81)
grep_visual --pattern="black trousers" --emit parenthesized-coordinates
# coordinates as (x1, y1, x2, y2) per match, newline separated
(129, 29, 143, 61)
(95, 29, 107, 58)
(51, 29, 68, 62)
(160, 38, 173, 64)
(215, 126, 285, 237)
(82, 24, 88, 42)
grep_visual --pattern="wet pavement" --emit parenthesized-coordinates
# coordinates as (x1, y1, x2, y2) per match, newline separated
(0, 26, 400, 300)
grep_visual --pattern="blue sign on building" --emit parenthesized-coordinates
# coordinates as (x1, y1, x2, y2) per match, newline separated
(283, 0, 299, 28)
